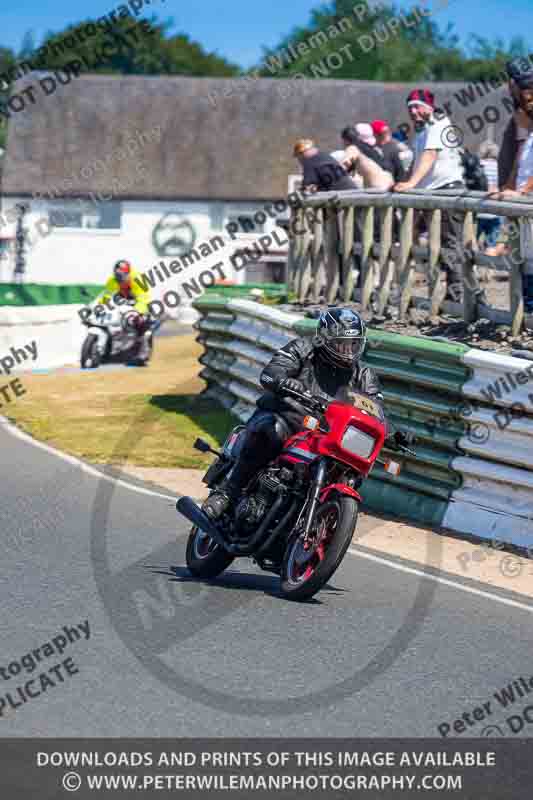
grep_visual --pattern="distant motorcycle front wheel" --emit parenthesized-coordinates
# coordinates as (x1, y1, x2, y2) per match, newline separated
(80, 334, 101, 369)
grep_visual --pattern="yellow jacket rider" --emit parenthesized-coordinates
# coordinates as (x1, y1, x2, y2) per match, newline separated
(94, 260, 153, 364)
(96, 259, 150, 314)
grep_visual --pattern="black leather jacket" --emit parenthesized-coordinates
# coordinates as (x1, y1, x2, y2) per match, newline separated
(257, 337, 386, 431)
(498, 116, 518, 189)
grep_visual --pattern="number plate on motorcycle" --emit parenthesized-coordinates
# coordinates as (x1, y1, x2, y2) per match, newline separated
(352, 395, 381, 417)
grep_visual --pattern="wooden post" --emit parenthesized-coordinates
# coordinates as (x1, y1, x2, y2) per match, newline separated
(359, 207, 375, 310)
(297, 210, 314, 304)
(286, 205, 298, 294)
(428, 209, 445, 317)
(462, 211, 480, 324)
(342, 206, 355, 302)
(377, 206, 394, 314)
(310, 207, 324, 304)
(290, 207, 305, 299)
(510, 216, 524, 336)
(287, 206, 304, 297)
(324, 207, 340, 304)
(398, 207, 415, 319)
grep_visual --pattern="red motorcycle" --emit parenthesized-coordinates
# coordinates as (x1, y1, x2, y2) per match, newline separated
(177, 388, 413, 601)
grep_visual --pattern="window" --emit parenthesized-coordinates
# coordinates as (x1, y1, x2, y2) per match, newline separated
(225, 212, 267, 237)
(0, 237, 14, 262)
(47, 200, 122, 230)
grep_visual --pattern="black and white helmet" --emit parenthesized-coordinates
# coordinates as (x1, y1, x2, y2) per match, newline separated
(316, 307, 367, 367)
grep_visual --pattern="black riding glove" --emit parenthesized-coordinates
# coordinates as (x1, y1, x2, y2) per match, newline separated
(392, 430, 416, 449)
(276, 377, 305, 396)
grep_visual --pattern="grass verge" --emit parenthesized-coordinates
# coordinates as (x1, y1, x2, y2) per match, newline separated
(5, 335, 236, 469)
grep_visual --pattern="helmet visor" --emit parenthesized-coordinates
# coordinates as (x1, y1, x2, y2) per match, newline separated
(325, 336, 365, 363)
(114, 263, 131, 284)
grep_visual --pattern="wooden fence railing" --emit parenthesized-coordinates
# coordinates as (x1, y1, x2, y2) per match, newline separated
(286, 189, 533, 335)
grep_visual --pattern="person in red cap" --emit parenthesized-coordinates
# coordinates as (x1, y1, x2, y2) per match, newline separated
(371, 119, 408, 183)
(394, 88, 466, 301)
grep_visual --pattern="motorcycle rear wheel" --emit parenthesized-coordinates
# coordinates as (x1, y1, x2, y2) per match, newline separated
(186, 525, 235, 579)
(280, 497, 357, 602)
(81, 334, 101, 369)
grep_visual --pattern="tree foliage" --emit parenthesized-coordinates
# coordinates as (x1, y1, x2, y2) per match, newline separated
(32, 16, 240, 77)
(0, 14, 240, 148)
(1, 14, 239, 86)
(253, 0, 531, 83)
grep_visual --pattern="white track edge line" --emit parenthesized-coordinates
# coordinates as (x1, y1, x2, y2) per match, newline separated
(0, 416, 177, 503)
(349, 547, 533, 614)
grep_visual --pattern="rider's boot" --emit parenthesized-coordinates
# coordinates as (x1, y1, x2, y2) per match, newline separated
(202, 479, 239, 522)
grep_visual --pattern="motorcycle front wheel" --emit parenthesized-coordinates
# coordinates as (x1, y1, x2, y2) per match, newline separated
(81, 334, 101, 369)
(186, 525, 235, 579)
(280, 496, 358, 602)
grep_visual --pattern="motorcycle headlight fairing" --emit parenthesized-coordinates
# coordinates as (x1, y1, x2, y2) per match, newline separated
(340, 426, 376, 459)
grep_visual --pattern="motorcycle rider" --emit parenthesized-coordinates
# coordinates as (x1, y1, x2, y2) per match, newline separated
(203, 307, 412, 521)
(93, 260, 153, 361)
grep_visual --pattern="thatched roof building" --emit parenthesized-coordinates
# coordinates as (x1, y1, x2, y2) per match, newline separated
(2, 73, 509, 202)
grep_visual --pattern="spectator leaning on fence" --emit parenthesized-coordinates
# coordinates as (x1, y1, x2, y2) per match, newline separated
(331, 149, 364, 188)
(477, 142, 503, 256)
(394, 88, 465, 302)
(491, 70, 533, 312)
(293, 139, 357, 193)
(371, 119, 408, 183)
(340, 126, 393, 190)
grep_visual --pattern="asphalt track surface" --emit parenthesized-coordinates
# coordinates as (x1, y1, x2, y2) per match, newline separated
(1, 420, 533, 739)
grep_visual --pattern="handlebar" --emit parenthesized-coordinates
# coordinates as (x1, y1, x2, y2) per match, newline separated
(394, 443, 416, 457)
(281, 386, 328, 415)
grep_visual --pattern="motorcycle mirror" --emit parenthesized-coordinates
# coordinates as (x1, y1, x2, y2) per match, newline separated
(194, 438, 212, 453)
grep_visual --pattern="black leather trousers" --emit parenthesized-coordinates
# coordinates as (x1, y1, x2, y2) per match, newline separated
(226, 410, 293, 494)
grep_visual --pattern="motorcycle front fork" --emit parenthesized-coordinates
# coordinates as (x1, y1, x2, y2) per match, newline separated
(94, 329, 110, 356)
(301, 457, 328, 542)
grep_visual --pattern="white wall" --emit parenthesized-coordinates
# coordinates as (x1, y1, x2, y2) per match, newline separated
(0, 197, 288, 282)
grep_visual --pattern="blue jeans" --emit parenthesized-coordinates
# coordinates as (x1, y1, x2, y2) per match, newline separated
(523, 275, 533, 313)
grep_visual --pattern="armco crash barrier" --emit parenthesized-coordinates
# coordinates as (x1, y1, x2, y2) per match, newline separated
(193, 295, 533, 547)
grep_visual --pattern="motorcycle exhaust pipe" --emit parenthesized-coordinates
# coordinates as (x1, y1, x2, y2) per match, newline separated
(254, 498, 299, 559)
(176, 497, 230, 552)
(232, 493, 287, 555)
